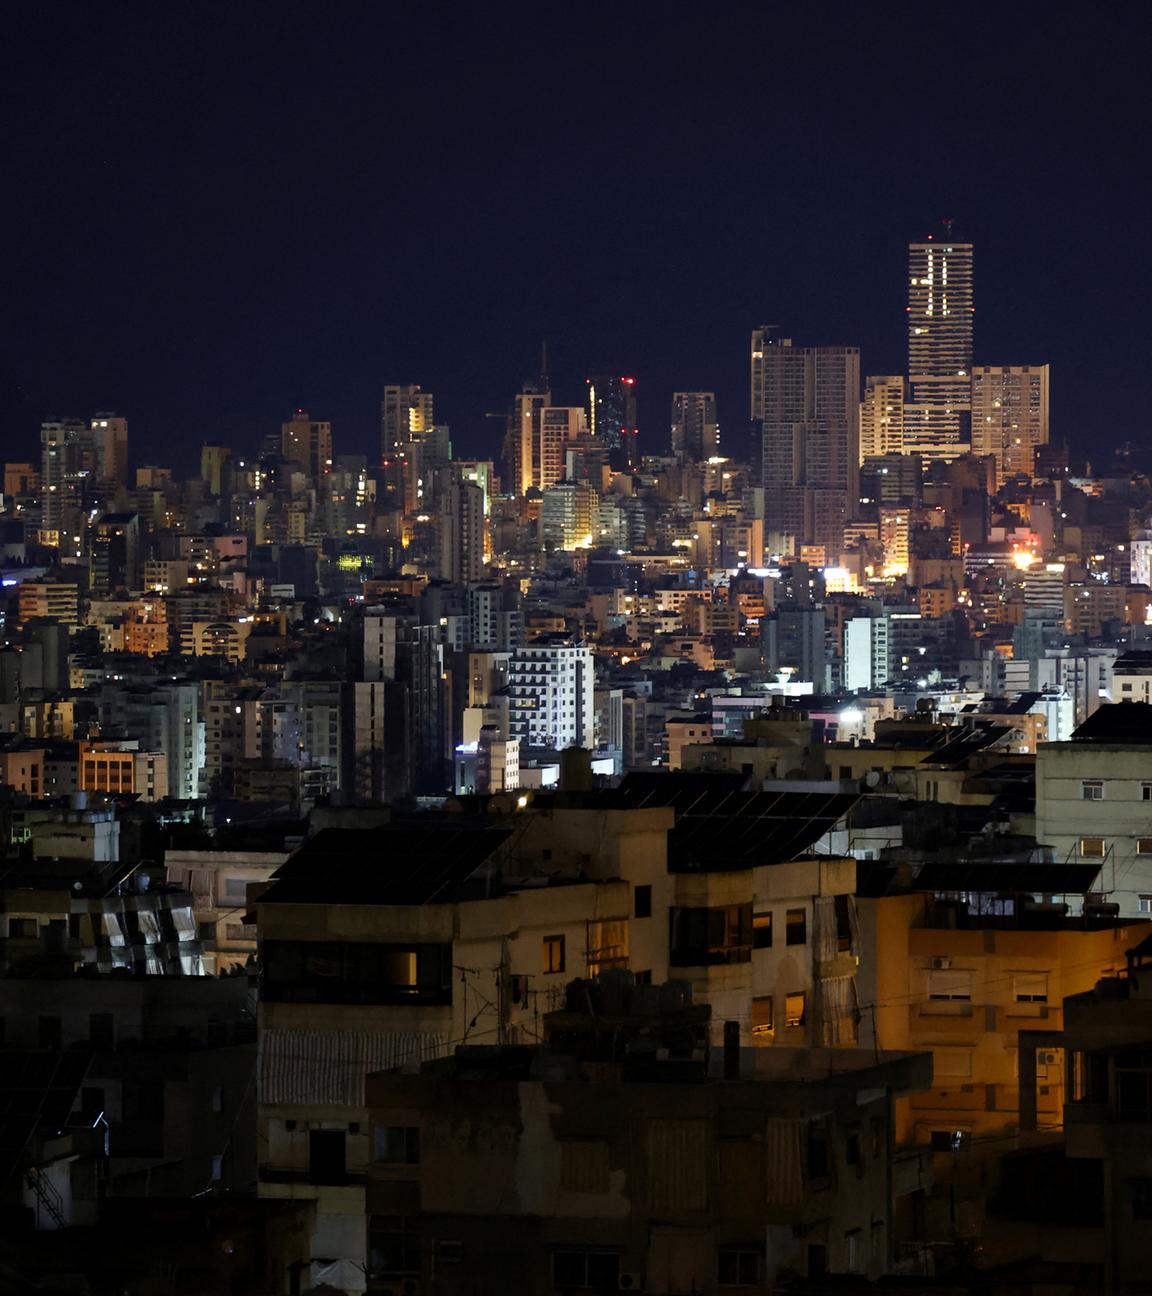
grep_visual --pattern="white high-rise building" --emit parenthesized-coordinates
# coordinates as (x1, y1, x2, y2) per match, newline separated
(507, 636, 595, 752)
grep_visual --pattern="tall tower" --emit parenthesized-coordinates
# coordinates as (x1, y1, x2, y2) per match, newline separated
(750, 332, 860, 561)
(905, 227, 974, 462)
(586, 374, 638, 467)
(41, 418, 96, 532)
(90, 413, 129, 486)
(970, 364, 1050, 487)
(670, 392, 719, 462)
(380, 384, 434, 509)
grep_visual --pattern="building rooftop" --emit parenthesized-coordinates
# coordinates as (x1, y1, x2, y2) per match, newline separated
(258, 823, 513, 906)
(1069, 701, 1152, 744)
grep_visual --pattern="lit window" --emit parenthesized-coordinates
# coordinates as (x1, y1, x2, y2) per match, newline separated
(1080, 838, 1107, 858)
(752, 996, 774, 1036)
(785, 992, 806, 1027)
(544, 934, 565, 974)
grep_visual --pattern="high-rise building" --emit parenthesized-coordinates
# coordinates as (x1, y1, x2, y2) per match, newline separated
(671, 392, 719, 462)
(40, 418, 96, 532)
(586, 374, 638, 466)
(89, 512, 141, 594)
(380, 384, 434, 508)
(90, 413, 129, 486)
(438, 477, 485, 583)
(858, 376, 905, 462)
(750, 333, 860, 561)
(505, 382, 550, 497)
(538, 407, 585, 492)
(200, 444, 232, 496)
(905, 230, 974, 462)
(970, 364, 1050, 486)
(280, 409, 333, 481)
(507, 635, 595, 751)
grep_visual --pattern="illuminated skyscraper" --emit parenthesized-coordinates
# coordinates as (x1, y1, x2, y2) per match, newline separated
(905, 229, 974, 461)
(750, 332, 859, 560)
(671, 392, 719, 463)
(970, 364, 1050, 486)
(586, 374, 638, 467)
(859, 376, 905, 462)
(380, 384, 434, 508)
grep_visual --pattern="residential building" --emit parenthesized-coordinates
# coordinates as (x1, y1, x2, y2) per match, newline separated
(750, 333, 860, 560)
(970, 364, 1050, 486)
(281, 409, 333, 482)
(364, 999, 932, 1293)
(1035, 703, 1152, 916)
(507, 635, 595, 751)
(859, 375, 905, 462)
(670, 391, 719, 463)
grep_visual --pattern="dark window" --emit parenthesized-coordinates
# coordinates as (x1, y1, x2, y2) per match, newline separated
(808, 1243, 827, 1277)
(308, 1129, 346, 1185)
(68, 913, 82, 939)
(38, 1016, 62, 1050)
(374, 1125, 420, 1164)
(551, 1251, 620, 1290)
(930, 1129, 965, 1152)
(669, 904, 752, 967)
(806, 1121, 830, 1182)
(786, 909, 807, 946)
(846, 1126, 862, 1165)
(8, 918, 35, 939)
(369, 1217, 421, 1278)
(752, 912, 772, 949)
(834, 893, 853, 953)
(89, 1013, 114, 1049)
(261, 940, 453, 1006)
(718, 1248, 760, 1286)
(197, 921, 215, 942)
(633, 885, 652, 919)
(1132, 1179, 1152, 1221)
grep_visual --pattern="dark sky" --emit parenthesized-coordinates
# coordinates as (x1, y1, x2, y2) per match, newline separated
(3, 4, 1149, 471)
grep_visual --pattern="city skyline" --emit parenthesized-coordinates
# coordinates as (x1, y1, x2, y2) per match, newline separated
(5, 7, 1152, 469)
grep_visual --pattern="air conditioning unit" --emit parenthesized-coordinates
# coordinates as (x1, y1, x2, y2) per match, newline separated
(1038, 1051, 1059, 1066)
(618, 1274, 643, 1292)
(930, 956, 952, 970)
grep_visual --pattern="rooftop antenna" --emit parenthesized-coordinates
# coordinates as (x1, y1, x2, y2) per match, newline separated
(539, 339, 550, 393)
(941, 216, 954, 240)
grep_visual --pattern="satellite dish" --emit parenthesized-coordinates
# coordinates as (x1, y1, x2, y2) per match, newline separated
(864, 771, 881, 789)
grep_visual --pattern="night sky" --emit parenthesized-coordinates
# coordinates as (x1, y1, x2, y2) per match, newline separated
(3, 4, 1149, 471)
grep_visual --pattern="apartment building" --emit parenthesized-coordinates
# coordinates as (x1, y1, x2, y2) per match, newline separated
(1035, 703, 1152, 915)
(363, 1005, 932, 1293)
